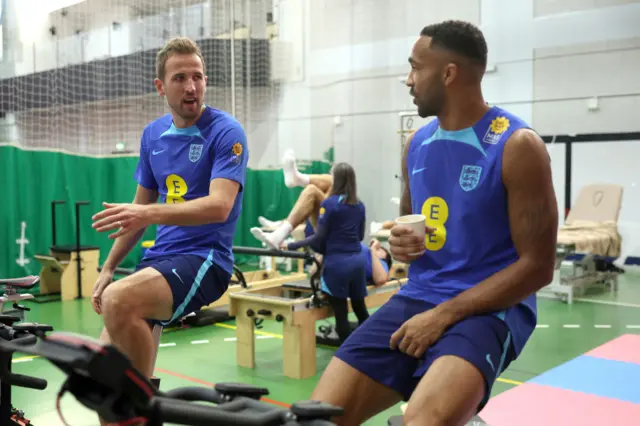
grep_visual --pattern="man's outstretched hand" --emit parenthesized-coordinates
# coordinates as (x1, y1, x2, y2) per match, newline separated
(92, 202, 150, 239)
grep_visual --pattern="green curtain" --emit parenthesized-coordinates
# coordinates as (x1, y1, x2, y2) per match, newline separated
(0, 145, 331, 293)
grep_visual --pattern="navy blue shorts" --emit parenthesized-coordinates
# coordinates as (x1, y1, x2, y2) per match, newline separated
(321, 253, 367, 300)
(135, 254, 230, 326)
(334, 293, 515, 410)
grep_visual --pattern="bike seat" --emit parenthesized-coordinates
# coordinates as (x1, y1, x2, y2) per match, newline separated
(214, 382, 270, 400)
(0, 315, 21, 325)
(290, 400, 344, 419)
(13, 323, 54, 333)
(0, 276, 40, 289)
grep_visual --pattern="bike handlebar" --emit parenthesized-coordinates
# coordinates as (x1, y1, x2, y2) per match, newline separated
(4, 372, 47, 390)
(0, 330, 342, 426)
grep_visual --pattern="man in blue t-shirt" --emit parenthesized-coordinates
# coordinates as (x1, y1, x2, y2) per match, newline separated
(90, 37, 248, 387)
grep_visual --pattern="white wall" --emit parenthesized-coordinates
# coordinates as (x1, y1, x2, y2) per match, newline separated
(270, 0, 640, 256)
(3, 0, 640, 257)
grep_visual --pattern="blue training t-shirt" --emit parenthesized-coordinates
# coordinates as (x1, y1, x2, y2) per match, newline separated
(360, 242, 390, 283)
(134, 105, 248, 276)
(400, 106, 537, 357)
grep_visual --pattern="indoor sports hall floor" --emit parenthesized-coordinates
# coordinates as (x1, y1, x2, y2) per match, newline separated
(13, 269, 640, 426)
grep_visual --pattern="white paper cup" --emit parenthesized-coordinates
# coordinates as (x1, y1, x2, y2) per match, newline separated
(395, 214, 426, 255)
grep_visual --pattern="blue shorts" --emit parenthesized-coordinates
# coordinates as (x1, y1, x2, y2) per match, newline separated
(135, 254, 230, 326)
(321, 253, 367, 300)
(334, 293, 515, 410)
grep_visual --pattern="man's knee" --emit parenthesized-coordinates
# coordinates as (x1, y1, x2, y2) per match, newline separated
(301, 184, 324, 200)
(101, 282, 138, 327)
(101, 268, 174, 326)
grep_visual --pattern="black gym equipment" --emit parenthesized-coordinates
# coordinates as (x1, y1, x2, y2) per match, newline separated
(0, 331, 343, 426)
(0, 314, 53, 425)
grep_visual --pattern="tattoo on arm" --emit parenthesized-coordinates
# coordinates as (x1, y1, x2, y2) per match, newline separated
(400, 133, 414, 216)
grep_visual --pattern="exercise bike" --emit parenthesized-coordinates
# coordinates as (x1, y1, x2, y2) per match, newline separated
(0, 316, 52, 425)
(0, 329, 344, 426)
(0, 276, 53, 425)
(0, 276, 40, 322)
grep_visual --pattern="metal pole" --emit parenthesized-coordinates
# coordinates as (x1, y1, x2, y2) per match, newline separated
(229, 0, 236, 116)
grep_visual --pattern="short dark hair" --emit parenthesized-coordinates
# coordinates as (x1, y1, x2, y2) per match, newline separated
(381, 247, 392, 270)
(420, 20, 487, 68)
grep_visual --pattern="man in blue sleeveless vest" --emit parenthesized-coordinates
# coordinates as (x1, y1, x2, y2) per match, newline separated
(310, 20, 558, 425)
(89, 36, 248, 404)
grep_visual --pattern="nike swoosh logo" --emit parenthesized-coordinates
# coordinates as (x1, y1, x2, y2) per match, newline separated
(485, 354, 495, 372)
(152, 149, 166, 155)
(172, 268, 184, 284)
(412, 167, 427, 175)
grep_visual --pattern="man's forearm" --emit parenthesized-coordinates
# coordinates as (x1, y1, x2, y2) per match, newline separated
(437, 255, 554, 322)
(145, 196, 230, 226)
(102, 227, 147, 272)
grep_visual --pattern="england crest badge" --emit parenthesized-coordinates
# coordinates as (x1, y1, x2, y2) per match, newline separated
(189, 144, 204, 163)
(459, 165, 483, 192)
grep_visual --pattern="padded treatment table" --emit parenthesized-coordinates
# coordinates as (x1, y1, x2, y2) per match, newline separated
(229, 273, 406, 379)
(540, 183, 624, 304)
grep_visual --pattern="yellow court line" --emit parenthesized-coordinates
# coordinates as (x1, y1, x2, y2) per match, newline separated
(214, 323, 525, 385)
(13, 355, 39, 362)
(496, 377, 523, 386)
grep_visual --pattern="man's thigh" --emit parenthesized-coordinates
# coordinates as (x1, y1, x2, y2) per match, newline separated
(413, 311, 516, 413)
(135, 254, 230, 326)
(330, 294, 430, 401)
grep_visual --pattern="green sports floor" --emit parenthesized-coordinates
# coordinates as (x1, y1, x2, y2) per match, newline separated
(11, 268, 640, 425)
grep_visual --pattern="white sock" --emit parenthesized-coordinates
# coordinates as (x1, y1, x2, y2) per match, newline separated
(250, 221, 294, 250)
(258, 216, 282, 229)
(282, 149, 310, 188)
(370, 221, 383, 235)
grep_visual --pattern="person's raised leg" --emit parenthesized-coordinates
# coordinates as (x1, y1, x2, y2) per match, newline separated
(251, 184, 326, 249)
(307, 174, 333, 192)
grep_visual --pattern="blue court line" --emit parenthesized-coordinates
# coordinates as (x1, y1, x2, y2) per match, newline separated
(529, 355, 640, 403)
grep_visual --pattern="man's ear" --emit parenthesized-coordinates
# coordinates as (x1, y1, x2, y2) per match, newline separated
(443, 63, 458, 86)
(154, 78, 165, 97)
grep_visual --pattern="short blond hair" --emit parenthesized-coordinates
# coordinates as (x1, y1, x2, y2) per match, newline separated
(156, 37, 206, 81)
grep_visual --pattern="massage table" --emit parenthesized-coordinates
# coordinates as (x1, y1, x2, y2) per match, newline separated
(540, 183, 624, 304)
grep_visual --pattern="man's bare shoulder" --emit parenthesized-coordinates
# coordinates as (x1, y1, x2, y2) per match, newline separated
(502, 128, 548, 175)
